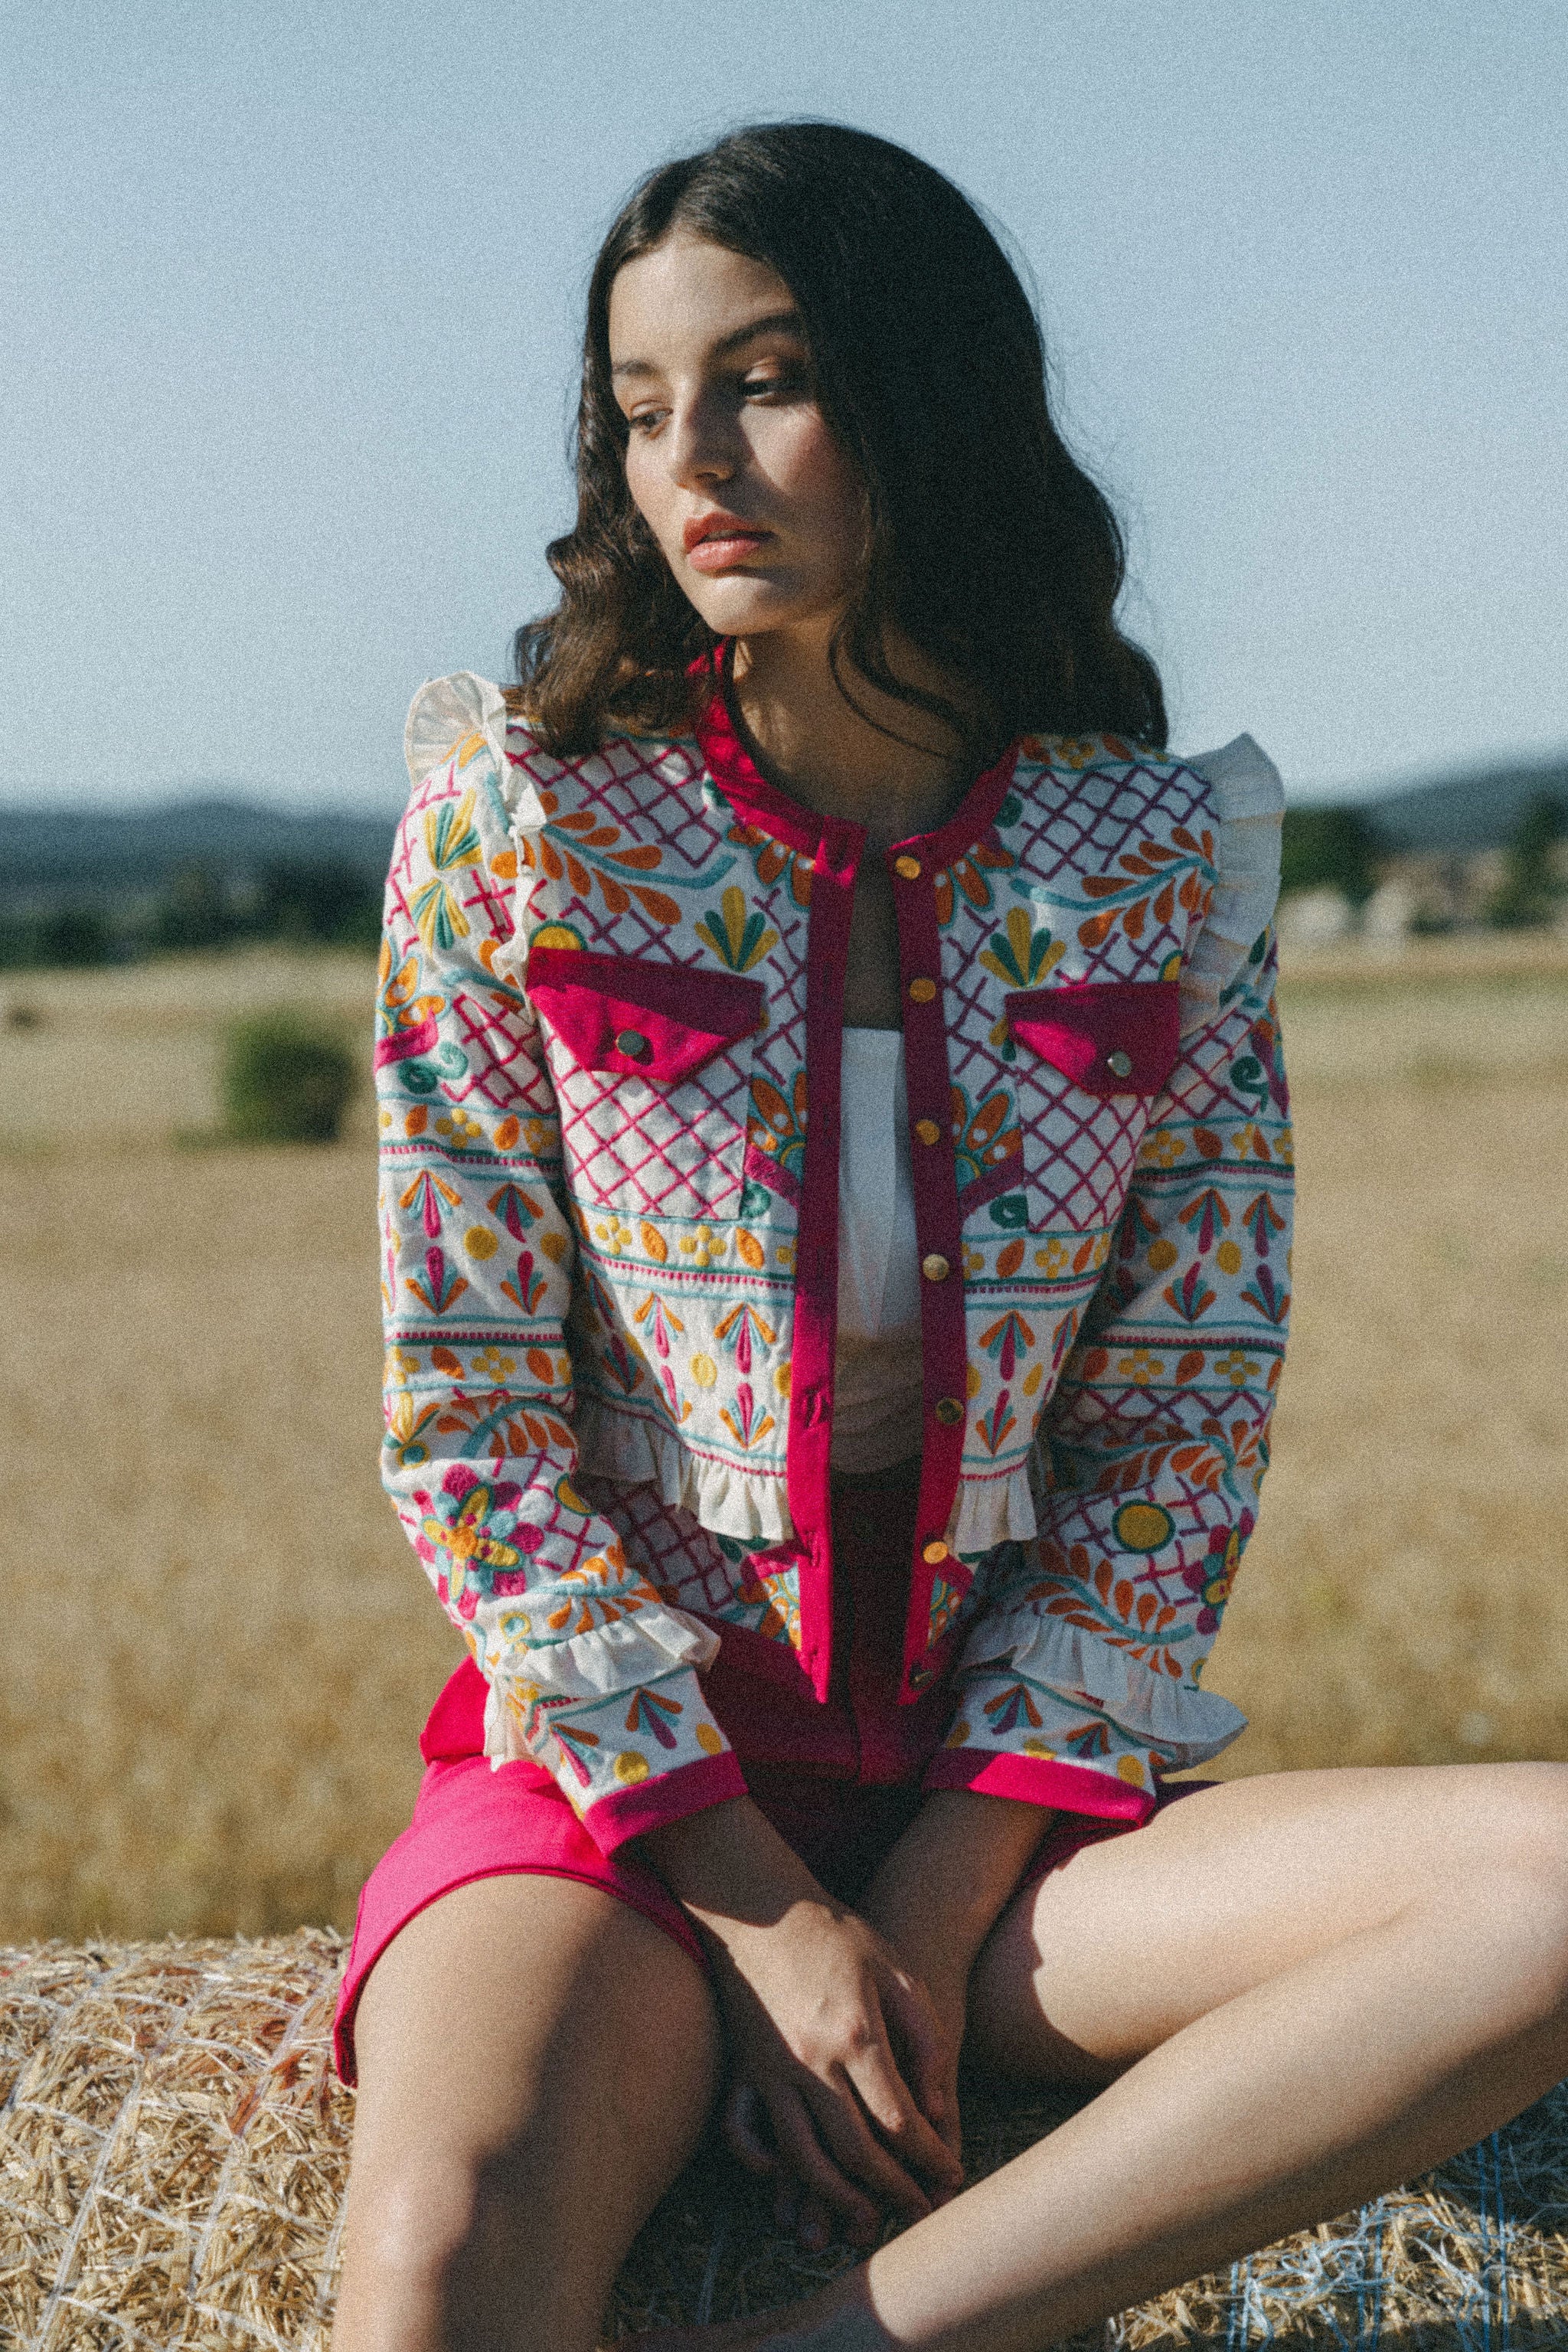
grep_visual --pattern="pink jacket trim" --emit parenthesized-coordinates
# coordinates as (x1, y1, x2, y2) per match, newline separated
(691, 650, 1022, 1704)
(583, 1747, 749, 1855)
(923, 1746, 1158, 1821)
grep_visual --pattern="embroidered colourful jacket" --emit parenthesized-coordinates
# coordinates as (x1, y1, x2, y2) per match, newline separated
(378, 670, 1292, 1853)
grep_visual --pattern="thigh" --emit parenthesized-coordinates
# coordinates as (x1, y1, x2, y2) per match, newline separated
(969, 1761, 1568, 2084)
(337, 1871, 720, 2348)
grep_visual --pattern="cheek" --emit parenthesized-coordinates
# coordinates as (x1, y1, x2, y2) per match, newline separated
(623, 443, 677, 551)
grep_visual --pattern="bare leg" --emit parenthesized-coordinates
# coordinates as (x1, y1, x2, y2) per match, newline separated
(332, 1872, 720, 2352)
(639, 1762, 1568, 2351)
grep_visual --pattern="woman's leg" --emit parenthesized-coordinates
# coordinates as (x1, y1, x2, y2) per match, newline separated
(332, 1870, 720, 2352)
(648, 1761, 1568, 2351)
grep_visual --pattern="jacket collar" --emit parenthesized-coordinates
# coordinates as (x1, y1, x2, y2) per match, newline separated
(690, 645, 1021, 871)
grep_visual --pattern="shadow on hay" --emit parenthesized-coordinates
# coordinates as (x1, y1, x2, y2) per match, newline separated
(608, 2066, 1568, 2349)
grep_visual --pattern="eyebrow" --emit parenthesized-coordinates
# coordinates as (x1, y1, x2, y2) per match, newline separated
(610, 309, 807, 381)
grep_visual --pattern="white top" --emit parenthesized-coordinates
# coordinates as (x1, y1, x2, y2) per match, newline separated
(833, 1029, 926, 1472)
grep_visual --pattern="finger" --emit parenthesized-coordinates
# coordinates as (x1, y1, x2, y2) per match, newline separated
(768, 2090, 883, 2246)
(880, 1966, 953, 2127)
(802, 2068, 935, 2221)
(843, 2040, 965, 2191)
(721, 2080, 776, 2176)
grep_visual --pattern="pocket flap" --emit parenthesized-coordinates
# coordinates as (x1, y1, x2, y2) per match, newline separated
(1005, 978, 1180, 1098)
(527, 946, 764, 1084)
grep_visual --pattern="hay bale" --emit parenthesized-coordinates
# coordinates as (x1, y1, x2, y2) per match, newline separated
(5, 1933, 1568, 2348)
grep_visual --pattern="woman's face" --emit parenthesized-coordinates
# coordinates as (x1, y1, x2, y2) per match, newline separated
(608, 234, 864, 644)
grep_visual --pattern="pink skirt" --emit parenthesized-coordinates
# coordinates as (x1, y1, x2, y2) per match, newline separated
(334, 1467, 1209, 2080)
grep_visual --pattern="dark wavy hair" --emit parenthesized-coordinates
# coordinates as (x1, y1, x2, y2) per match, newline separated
(514, 122, 1166, 760)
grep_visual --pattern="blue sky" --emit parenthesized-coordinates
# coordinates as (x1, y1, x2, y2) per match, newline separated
(5, 0, 1564, 811)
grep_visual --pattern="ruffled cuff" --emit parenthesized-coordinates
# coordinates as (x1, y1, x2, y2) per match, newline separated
(1179, 733, 1285, 1033)
(933, 1600, 1248, 1810)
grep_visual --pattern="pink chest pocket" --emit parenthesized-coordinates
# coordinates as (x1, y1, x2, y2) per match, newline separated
(527, 946, 765, 1222)
(1004, 978, 1180, 1233)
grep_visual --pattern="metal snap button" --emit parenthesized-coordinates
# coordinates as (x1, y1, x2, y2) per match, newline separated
(913, 1118, 941, 1146)
(893, 854, 923, 880)
(1106, 1048, 1134, 1080)
(921, 1253, 951, 1282)
(907, 976, 937, 1004)
(922, 1539, 950, 1565)
(615, 1028, 651, 1060)
(933, 1396, 964, 1426)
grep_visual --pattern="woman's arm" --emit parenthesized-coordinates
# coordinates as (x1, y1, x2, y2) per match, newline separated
(641, 1798, 963, 2245)
(380, 679, 740, 1849)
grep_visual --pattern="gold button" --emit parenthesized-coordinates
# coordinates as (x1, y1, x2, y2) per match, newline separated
(615, 1028, 650, 1060)
(908, 976, 936, 1004)
(914, 1118, 941, 1147)
(893, 854, 923, 880)
(922, 1540, 950, 1565)
(933, 1396, 964, 1426)
(921, 1253, 951, 1282)
(1106, 1048, 1134, 1080)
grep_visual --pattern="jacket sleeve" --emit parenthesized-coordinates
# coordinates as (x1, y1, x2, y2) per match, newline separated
(926, 740, 1290, 1821)
(379, 675, 743, 1851)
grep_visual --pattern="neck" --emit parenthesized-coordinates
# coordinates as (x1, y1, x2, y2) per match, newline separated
(728, 623, 974, 851)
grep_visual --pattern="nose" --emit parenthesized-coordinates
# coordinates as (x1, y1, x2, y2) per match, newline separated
(664, 388, 738, 490)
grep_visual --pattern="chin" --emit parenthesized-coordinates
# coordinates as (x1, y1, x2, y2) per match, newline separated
(681, 571, 835, 642)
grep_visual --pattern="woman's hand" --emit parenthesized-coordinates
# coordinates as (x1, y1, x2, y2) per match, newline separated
(641, 1798, 962, 2247)
(858, 1788, 1061, 2175)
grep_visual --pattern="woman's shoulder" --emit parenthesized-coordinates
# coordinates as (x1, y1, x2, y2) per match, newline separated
(404, 674, 700, 809)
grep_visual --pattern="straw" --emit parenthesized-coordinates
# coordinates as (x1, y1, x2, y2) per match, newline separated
(5, 1933, 1568, 2347)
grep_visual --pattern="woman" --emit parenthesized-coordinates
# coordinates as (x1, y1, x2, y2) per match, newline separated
(332, 124, 1568, 2352)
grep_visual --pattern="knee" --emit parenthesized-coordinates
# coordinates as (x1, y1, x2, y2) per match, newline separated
(337, 2151, 485, 2344)
(1457, 1764, 1568, 2009)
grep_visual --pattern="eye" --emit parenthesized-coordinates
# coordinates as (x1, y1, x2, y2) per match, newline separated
(742, 363, 808, 400)
(625, 402, 668, 436)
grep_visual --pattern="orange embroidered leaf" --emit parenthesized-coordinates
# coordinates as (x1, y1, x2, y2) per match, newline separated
(1123, 900, 1147, 940)
(1119, 853, 1155, 877)
(1080, 875, 1127, 899)
(1094, 1559, 1113, 1601)
(611, 844, 662, 871)
(596, 871, 631, 915)
(526, 1348, 555, 1384)
(1176, 1350, 1204, 1383)
(564, 852, 590, 896)
(997, 1236, 1024, 1278)
(1113, 1578, 1134, 1619)
(630, 887, 680, 926)
(1194, 1127, 1223, 1160)
(1153, 882, 1175, 924)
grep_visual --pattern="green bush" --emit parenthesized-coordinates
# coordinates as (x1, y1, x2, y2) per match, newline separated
(1279, 805, 1384, 906)
(1487, 792, 1567, 929)
(220, 1012, 358, 1144)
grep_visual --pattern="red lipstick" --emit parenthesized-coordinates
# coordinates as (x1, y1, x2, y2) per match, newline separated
(683, 511, 773, 572)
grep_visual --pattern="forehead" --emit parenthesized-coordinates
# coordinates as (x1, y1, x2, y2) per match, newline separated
(607, 234, 799, 366)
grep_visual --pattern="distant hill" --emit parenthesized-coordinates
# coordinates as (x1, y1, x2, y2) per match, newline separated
(1319, 756, 1568, 854)
(0, 795, 400, 905)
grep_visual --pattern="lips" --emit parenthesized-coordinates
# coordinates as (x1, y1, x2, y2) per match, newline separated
(682, 511, 773, 571)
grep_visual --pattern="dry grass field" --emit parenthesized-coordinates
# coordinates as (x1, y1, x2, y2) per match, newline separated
(2, 936, 1566, 1942)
